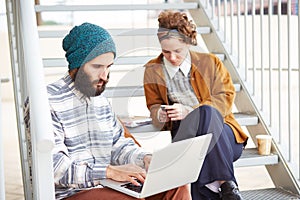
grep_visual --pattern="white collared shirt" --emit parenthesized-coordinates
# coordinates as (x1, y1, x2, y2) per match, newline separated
(161, 52, 199, 110)
(163, 52, 191, 78)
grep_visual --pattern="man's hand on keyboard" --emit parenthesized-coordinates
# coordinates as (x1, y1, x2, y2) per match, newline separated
(106, 164, 146, 186)
(143, 155, 152, 171)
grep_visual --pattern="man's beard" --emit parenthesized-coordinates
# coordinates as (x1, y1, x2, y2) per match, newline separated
(74, 69, 108, 97)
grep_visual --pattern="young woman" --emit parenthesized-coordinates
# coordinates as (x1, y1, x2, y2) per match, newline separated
(143, 11, 248, 200)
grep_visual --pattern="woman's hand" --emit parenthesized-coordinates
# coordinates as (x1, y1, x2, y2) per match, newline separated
(165, 103, 191, 121)
(158, 106, 171, 122)
(106, 164, 146, 186)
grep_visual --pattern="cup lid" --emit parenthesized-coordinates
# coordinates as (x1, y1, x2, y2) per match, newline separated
(256, 134, 272, 139)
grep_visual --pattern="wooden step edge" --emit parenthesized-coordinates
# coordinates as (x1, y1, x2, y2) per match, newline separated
(35, 3, 199, 12)
(38, 27, 211, 38)
(234, 148, 278, 168)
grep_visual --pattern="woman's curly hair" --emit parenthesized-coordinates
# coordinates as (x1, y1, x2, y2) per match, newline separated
(158, 10, 197, 45)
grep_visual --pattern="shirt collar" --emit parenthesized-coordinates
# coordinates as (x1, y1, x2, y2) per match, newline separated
(163, 52, 191, 79)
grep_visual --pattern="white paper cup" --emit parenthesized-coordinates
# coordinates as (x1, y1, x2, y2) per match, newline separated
(256, 135, 272, 155)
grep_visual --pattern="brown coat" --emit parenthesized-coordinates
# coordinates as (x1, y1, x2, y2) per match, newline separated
(143, 51, 248, 144)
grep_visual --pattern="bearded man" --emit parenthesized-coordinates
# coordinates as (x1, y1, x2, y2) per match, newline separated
(24, 23, 190, 200)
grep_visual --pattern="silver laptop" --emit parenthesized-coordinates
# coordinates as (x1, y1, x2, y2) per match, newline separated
(100, 134, 212, 198)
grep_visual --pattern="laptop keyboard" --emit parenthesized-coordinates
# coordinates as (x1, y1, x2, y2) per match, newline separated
(121, 180, 143, 193)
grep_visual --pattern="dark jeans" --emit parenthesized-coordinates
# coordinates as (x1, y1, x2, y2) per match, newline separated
(172, 105, 244, 200)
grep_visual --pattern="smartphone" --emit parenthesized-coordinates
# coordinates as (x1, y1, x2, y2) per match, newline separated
(161, 105, 167, 111)
(161, 105, 173, 111)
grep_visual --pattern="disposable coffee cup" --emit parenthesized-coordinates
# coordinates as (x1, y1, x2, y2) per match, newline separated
(256, 135, 272, 155)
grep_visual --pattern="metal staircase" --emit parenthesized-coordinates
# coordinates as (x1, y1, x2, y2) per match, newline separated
(5, 0, 300, 199)
(5, 1, 33, 199)
(184, 0, 300, 198)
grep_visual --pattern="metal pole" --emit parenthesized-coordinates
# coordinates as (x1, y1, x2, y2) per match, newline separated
(224, 0, 227, 43)
(252, 0, 256, 95)
(260, 0, 264, 111)
(18, 0, 55, 199)
(0, 80, 5, 200)
(237, 0, 241, 69)
(278, 0, 282, 143)
(298, 0, 300, 181)
(230, 0, 233, 54)
(244, 0, 248, 81)
(287, 0, 292, 162)
(268, 0, 272, 126)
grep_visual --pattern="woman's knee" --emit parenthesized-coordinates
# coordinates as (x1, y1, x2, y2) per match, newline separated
(197, 105, 222, 119)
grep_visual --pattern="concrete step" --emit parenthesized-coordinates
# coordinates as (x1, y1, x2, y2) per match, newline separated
(38, 27, 211, 38)
(42, 56, 155, 68)
(34, 3, 199, 12)
(234, 113, 258, 126)
(241, 188, 300, 199)
(123, 112, 257, 134)
(103, 84, 241, 98)
(234, 148, 278, 167)
(42, 53, 226, 68)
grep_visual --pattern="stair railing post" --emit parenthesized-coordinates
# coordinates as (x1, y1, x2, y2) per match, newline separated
(0, 79, 5, 200)
(18, 0, 55, 199)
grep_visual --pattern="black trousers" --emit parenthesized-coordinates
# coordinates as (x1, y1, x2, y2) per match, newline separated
(172, 105, 244, 199)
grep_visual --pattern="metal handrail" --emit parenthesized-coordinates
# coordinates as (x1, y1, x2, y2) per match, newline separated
(199, 0, 300, 186)
(18, 0, 55, 199)
(0, 80, 5, 200)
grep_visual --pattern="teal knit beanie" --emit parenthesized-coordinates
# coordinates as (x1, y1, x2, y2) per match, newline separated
(63, 22, 116, 70)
